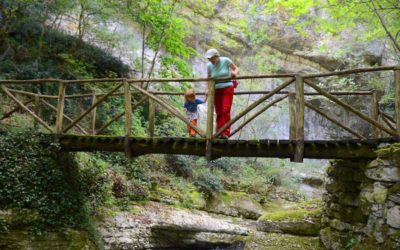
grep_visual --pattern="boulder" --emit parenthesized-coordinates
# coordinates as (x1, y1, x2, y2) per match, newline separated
(99, 202, 250, 250)
(256, 209, 321, 236)
(388, 183, 400, 205)
(387, 206, 400, 229)
(365, 166, 400, 182)
(320, 227, 357, 250)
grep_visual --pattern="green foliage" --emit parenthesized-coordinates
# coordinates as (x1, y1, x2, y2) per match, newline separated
(57, 53, 95, 79)
(263, 0, 400, 51)
(75, 153, 114, 213)
(193, 166, 223, 198)
(1, 28, 129, 81)
(164, 155, 193, 178)
(0, 127, 83, 228)
(0, 126, 116, 235)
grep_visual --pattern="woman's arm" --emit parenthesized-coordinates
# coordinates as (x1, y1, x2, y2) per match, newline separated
(230, 63, 239, 77)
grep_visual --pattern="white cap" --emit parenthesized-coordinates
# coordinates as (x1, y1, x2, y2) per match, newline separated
(205, 48, 220, 59)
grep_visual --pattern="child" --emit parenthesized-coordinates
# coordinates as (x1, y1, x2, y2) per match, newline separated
(184, 89, 207, 137)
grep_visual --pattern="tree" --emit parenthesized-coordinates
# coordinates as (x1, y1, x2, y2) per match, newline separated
(116, 0, 196, 82)
(261, 0, 400, 56)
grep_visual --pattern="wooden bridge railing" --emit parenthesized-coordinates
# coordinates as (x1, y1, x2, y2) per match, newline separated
(1, 65, 399, 162)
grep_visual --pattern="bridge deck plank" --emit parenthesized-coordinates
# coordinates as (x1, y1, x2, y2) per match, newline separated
(57, 135, 399, 159)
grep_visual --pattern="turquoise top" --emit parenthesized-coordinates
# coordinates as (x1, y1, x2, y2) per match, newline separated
(207, 57, 233, 89)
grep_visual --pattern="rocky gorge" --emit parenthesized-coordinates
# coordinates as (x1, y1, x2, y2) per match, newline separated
(1, 1, 399, 249)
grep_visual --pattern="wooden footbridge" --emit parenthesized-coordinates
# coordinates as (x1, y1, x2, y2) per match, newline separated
(1, 66, 400, 162)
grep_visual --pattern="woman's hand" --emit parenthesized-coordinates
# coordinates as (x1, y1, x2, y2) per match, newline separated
(230, 63, 239, 78)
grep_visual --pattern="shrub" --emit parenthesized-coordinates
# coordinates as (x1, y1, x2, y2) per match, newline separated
(0, 127, 85, 228)
(129, 179, 150, 201)
(75, 153, 114, 212)
(164, 155, 194, 178)
(193, 167, 223, 198)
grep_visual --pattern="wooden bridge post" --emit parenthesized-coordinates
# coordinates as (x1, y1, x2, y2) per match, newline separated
(395, 67, 400, 136)
(124, 79, 133, 158)
(288, 92, 296, 140)
(91, 93, 97, 135)
(55, 81, 66, 135)
(206, 80, 215, 161)
(148, 98, 155, 138)
(34, 94, 40, 129)
(294, 76, 304, 162)
(371, 91, 380, 138)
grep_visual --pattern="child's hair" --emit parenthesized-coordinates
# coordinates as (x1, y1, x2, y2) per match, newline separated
(184, 89, 195, 102)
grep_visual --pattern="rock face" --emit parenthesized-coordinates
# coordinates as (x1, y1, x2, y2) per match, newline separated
(244, 232, 323, 250)
(98, 201, 251, 249)
(320, 143, 400, 249)
(98, 200, 327, 250)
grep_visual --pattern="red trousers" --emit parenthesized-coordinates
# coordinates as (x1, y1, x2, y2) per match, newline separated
(188, 119, 198, 136)
(215, 86, 234, 137)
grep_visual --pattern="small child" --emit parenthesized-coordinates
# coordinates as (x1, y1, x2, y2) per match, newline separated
(184, 89, 207, 137)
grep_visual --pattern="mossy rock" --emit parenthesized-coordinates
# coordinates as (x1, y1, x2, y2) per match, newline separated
(257, 207, 321, 236)
(245, 232, 324, 250)
(0, 229, 96, 250)
(388, 183, 400, 195)
(259, 208, 320, 222)
(187, 190, 206, 209)
(150, 187, 206, 209)
(150, 187, 182, 205)
(352, 232, 400, 250)
(206, 191, 264, 219)
(319, 227, 355, 250)
(388, 183, 400, 204)
(0, 209, 40, 230)
(375, 143, 400, 159)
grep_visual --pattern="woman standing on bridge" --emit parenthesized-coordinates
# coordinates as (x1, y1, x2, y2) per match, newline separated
(205, 48, 239, 139)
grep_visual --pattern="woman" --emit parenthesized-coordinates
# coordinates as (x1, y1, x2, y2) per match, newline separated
(205, 48, 239, 139)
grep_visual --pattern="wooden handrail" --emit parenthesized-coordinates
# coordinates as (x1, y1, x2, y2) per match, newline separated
(0, 65, 396, 85)
(1, 65, 399, 150)
(7, 88, 374, 99)
(303, 65, 396, 78)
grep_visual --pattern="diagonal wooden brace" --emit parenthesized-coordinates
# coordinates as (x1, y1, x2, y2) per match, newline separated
(304, 79, 397, 137)
(40, 99, 88, 134)
(131, 83, 206, 137)
(214, 78, 295, 138)
(1, 98, 34, 120)
(95, 96, 148, 135)
(1, 85, 53, 132)
(63, 83, 123, 134)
